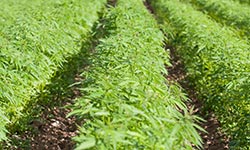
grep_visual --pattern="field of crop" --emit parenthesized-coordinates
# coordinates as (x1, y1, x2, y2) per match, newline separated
(1, 0, 249, 149)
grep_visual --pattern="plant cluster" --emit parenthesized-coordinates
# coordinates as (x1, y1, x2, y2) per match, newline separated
(235, 0, 250, 5)
(0, 0, 107, 141)
(150, 0, 250, 149)
(70, 0, 203, 149)
(188, 0, 250, 37)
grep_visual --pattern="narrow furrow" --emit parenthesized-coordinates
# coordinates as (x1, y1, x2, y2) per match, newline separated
(26, 73, 84, 150)
(165, 45, 229, 150)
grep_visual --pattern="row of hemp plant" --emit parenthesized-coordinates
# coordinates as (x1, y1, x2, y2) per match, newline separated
(188, 0, 250, 37)
(0, 0, 107, 141)
(149, 0, 250, 149)
(69, 0, 203, 149)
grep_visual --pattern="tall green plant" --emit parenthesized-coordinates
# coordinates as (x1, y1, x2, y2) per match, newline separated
(150, 0, 250, 149)
(70, 0, 203, 149)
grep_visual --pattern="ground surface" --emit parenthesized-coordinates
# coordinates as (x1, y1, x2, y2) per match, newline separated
(28, 102, 77, 150)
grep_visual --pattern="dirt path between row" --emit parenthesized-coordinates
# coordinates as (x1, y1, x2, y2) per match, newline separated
(27, 74, 83, 150)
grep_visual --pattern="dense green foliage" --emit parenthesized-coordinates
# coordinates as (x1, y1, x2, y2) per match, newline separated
(235, 0, 250, 5)
(150, 0, 250, 149)
(70, 0, 203, 149)
(189, 0, 250, 36)
(2, 0, 249, 148)
(0, 0, 106, 141)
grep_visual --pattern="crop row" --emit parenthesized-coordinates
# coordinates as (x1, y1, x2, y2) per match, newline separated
(0, 0, 107, 141)
(150, 0, 250, 149)
(70, 0, 202, 149)
(189, 0, 250, 36)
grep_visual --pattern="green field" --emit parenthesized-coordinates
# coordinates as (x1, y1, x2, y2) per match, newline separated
(1, 0, 249, 149)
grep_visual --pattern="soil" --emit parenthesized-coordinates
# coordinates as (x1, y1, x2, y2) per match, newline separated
(27, 74, 83, 150)
(28, 102, 78, 150)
